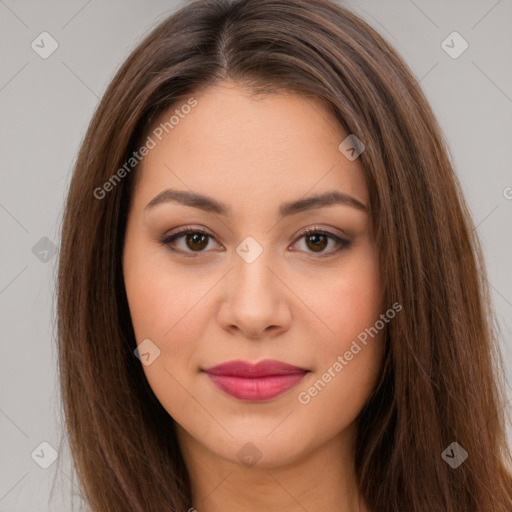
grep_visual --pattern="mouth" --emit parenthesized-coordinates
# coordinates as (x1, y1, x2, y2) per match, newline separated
(201, 359, 310, 401)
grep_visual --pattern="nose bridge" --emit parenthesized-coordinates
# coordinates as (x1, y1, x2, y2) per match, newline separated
(218, 236, 291, 337)
(232, 239, 276, 303)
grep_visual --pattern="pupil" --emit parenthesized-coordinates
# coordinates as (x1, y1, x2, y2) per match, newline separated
(308, 234, 326, 251)
(187, 233, 207, 250)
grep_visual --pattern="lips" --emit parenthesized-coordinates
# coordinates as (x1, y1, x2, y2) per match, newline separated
(202, 359, 309, 401)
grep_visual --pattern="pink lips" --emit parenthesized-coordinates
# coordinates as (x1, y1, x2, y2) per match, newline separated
(202, 359, 309, 401)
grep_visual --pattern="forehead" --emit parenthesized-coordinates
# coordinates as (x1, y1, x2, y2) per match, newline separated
(131, 82, 368, 211)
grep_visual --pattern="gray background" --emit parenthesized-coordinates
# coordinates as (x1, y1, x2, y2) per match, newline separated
(1, 0, 511, 510)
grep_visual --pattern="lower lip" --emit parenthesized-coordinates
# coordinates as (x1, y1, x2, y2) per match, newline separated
(204, 372, 308, 401)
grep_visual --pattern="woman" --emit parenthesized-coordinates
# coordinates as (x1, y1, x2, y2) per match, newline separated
(56, 0, 512, 510)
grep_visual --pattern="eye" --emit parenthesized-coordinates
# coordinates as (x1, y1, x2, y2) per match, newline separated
(160, 226, 351, 258)
(290, 227, 351, 257)
(161, 227, 221, 258)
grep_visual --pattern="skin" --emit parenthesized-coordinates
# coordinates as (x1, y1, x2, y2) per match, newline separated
(123, 79, 385, 512)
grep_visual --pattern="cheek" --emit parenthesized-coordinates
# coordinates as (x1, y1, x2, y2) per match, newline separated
(297, 335, 385, 444)
(123, 253, 210, 420)
(300, 243, 384, 412)
(124, 248, 222, 404)
(123, 244, 211, 359)
(315, 244, 382, 350)
(296, 288, 385, 439)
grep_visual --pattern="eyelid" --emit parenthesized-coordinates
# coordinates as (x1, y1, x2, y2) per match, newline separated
(160, 224, 351, 258)
(295, 225, 349, 242)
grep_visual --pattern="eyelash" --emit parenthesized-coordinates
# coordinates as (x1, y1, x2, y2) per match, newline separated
(160, 226, 351, 259)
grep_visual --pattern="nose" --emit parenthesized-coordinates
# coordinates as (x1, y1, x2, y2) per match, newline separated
(217, 247, 292, 340)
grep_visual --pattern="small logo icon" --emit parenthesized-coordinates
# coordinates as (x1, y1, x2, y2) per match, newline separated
(32, 237, 57, 263)
(31, 441, 58, 469)
(442, 441, 468, 468)
(441, 32, 468, 59)
(31, 32, 59, 59)
(236, 442, 262, 467)
(134, 338, 161, 366)
(338, 134, 365, 161)
(236, 236, 263, 264)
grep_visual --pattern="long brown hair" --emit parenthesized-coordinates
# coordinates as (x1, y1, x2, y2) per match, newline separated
(56, 0, 512, 510)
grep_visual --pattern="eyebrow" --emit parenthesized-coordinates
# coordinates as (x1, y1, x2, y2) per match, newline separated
(144, 188, 368, 217)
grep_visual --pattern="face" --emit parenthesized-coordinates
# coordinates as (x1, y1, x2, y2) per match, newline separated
(123, 80, 385, 469)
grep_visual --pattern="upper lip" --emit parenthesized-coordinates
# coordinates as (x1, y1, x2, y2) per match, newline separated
(202, 359, 309, 377)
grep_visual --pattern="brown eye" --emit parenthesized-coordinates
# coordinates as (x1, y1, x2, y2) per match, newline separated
(185, 233, 209, 251)
(305, 233, 328, 252)
(162, 227, 351, 259)
(291, 228, 351, 256)
(161, 228, 220, 257)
